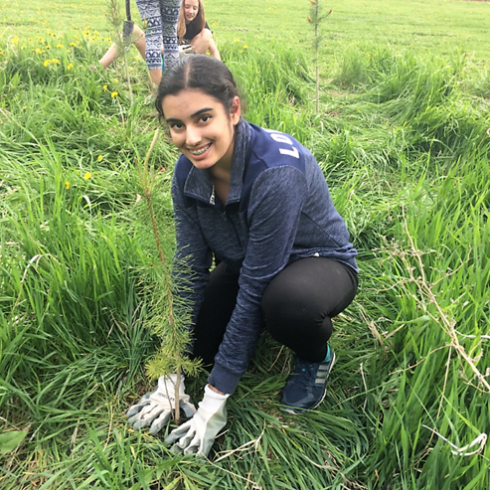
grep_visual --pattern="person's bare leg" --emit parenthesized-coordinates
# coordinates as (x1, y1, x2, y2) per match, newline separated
(149, 68, 162, 95)
(207, 37, 221, 61)
(190, 29, 221, 60)
(190, 30, 210, 55)
(98, 43, 119, 70)
(98, 25, 147, 70)
(132, 25, 147, 60)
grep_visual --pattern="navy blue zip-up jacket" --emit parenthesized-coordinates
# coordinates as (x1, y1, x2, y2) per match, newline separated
(172, 119, 358, 394)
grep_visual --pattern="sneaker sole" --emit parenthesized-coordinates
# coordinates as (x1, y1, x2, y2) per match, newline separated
(280, 350, 336, 415)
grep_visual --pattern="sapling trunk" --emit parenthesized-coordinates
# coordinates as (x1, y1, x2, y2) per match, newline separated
(105, 0, 134, 104)
(122, 49, 134, 105)
(308, 1, 332, 113)
(136, 129, 182, 424)
(315, 19, 319, 112)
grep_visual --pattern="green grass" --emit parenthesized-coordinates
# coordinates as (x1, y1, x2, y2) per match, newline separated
(1, 0, 490, 489)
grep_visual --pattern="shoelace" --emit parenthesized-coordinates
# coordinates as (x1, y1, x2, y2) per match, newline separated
(286, 359, 319, 388)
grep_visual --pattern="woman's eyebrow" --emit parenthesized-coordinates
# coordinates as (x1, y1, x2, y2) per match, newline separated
(191, 108, 214, 118)
(166, 108, 214, 124)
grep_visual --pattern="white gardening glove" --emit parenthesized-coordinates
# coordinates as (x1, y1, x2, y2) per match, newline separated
(178, 44, 196, 58)
(164, 384, 229, 456)
(126, 374, 196, 436)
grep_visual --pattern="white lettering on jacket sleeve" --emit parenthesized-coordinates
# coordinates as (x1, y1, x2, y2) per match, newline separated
(265, 129, 300, 159)
(278, 147, 300, 158)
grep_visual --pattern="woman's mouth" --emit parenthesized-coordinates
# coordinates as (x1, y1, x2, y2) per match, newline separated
(188, 143, 211, 157)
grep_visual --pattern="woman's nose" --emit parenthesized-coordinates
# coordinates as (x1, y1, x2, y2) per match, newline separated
(185, 126, 201, 146)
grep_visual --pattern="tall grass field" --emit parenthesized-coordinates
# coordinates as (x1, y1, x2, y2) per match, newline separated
(1, 0, 490, 488)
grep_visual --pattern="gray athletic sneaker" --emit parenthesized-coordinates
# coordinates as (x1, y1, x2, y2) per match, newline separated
(280, 344, 336, 414)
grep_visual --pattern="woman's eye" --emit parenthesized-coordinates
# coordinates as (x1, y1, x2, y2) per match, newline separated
(170, 123, 184, 130)
(200, 115, 211, 123)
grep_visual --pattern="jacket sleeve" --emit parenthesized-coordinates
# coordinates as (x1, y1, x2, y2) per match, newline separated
(171, 178, 212, 326)
(208, 165, 308, 394)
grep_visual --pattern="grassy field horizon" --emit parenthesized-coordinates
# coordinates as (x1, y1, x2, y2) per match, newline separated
(1, 0, 490, 489)
(2, 0, 490, 58)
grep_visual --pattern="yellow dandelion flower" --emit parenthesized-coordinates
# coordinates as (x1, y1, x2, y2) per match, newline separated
(103, 85, 108, 92)
(234, 39, 240, 43)
(46, 45, 51, 50)
(97, 155, 103, 162)
(23, 106, 28, 110)
(70, 42, 77, 47)
(134, 56, 139, 61)
(65, 181, 70, 190)
(44, 59, 51, 67)
(111, 91, 118, 98)
(243, 44, 248, 49)
(56, 43, 64, 48)
(84, 172, 92, 180)
(67, 63, 74, 70)
(113, 78, 118, 83)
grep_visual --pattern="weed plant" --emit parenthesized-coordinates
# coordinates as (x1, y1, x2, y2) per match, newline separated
(1, 11, 490, 490)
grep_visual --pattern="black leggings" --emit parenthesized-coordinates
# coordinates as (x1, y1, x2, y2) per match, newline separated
(191, 257, 358, 364)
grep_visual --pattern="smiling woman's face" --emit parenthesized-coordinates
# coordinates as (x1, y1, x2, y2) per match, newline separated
(184, 0, 199, 24)
(162, 88, 241, 172)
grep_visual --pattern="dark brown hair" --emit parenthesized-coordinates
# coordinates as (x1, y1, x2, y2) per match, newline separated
(156, 56, 239, 119)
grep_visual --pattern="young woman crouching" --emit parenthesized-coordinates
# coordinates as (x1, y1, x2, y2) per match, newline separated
(126, 56, 358, 457)
(178, 0, 220, 60)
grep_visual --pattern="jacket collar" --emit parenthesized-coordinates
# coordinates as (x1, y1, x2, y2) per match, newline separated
(183, 119, 252, 206)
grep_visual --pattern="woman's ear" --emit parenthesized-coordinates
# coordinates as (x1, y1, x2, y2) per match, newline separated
(230, 96, 241, 125)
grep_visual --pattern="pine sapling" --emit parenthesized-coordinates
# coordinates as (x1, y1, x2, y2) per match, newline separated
(308, 1, 332, 112)
(135, 129, 201, 425)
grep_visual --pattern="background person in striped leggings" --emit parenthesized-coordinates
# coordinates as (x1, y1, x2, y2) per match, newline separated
(135, 0, 181, 93)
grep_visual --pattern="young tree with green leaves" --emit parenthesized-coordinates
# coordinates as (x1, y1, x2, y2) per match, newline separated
(308, 0, 332, 111)
(128, 129, 201, 427)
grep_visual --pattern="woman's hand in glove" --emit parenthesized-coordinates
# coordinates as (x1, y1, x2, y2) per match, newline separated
(126, 374, 196, 436)
(164, 384, 229, 457)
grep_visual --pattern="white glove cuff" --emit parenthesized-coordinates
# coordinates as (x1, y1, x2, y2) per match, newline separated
(203, 384, 229, 406)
